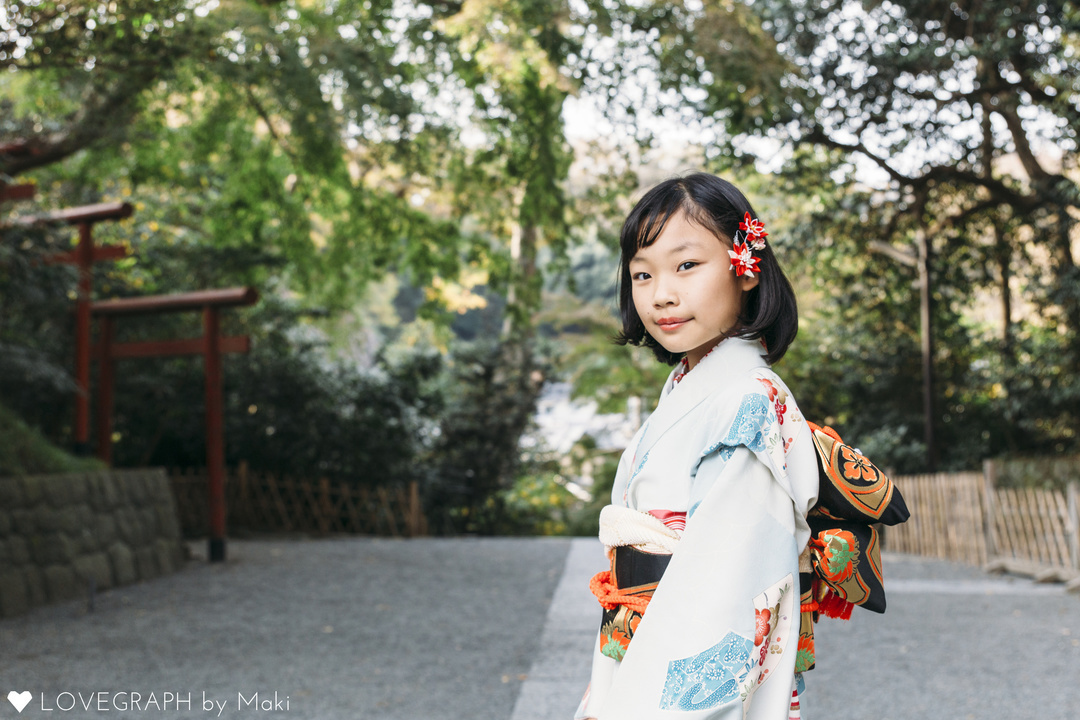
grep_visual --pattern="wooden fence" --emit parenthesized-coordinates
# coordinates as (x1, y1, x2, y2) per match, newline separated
(887, 466, 1080, 578)
(886, 472, 990, 566)
(170, 464, 427, 538)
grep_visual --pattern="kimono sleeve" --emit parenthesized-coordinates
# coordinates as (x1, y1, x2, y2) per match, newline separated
(590, 446, 803, 720)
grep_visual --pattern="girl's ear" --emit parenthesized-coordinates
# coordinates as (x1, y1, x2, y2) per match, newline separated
(740, 273, 760, 292)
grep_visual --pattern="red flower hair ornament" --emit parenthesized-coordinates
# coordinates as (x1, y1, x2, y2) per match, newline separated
(729, 211, 768, 277)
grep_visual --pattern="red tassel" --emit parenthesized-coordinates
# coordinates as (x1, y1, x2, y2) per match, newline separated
(817, 588, 854, 620)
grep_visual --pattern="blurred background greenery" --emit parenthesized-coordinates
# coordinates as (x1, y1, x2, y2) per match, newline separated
(2, 0, 1078, 534)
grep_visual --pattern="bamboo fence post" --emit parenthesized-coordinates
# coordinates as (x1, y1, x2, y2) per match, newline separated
(973, 474, 986, 566)
(1017, 488, 1038, 563)
(319, 478, 331, 536)
(1039, 488, 1059, 566)
(913, 476, 927, 557)
(357, 487, 372, 533)
(1068, 482, 1080, 571)
(919, 476, 934, 557)
(1029, 487, 1049, 564)
(969, 472, 984, 565)
(1007, 487, 1026, 561)
(935, 473, 950, 559)
(944, 474, 957, 560)
(958, 474, 973, 565)
(999, 487, 1018, 560)
(982, 461, 998, 562)
(1004, 487, 1023, 561)
(377, 486, 400, 537)
(269, 474, 291, 532)
(408, 481, 423, 537)
(342, 485, 362, 533)
(1023, 488, 1043, 564)
(1039, 488, 1062, 567)
(237, 460, 249, 529)
(937, 474, 951, 560)
(1031, 487, 1048, 565)
(1051, 489, 1071, 568)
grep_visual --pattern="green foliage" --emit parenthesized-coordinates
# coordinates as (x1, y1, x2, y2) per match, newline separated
(681, 0, 1080, 471)
(0, 0, 616, 536)
(104, 306, 446, 487)
(0, 224, 82, 440)
(424, 337, 545, 534)
(497, 466, 579, 536)
(11, 0, 1080, 526)
(563, 444, 620, 537)
(0, 402, 103, 477)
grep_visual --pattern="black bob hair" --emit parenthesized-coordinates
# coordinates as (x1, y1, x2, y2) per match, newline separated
(615, 173, 798, 366)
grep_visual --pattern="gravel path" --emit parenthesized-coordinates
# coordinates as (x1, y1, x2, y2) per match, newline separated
(0, 538, 570, 719)
(2, 537, 1078, 720)
(513, 540, 1080, 720)
(804, 552, 1080, 720)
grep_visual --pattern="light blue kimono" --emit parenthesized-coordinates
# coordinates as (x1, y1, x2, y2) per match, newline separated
(578, 337, 819, 720)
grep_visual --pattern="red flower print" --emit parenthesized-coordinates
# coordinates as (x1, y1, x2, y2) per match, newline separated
(759, 378, 778, 402)
(759, 641, 768, 666)
(754, 607, 772, 646)
(841, 446, 877, 481)
(757, 378, 787, 424)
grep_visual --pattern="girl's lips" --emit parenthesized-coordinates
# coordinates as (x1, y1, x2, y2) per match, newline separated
(656, 317, 689, 331)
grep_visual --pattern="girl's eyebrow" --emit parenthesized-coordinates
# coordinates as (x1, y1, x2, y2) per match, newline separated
(631, 241, 698, 263)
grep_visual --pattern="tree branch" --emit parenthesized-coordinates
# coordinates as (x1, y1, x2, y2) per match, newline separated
(994, 102, 1050, 182)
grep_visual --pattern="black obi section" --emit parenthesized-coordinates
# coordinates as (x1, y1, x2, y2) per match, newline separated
(613, 545, 672, 589)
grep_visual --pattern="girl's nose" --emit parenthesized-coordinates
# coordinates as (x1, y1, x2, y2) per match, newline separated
(652, 276, 677, 307)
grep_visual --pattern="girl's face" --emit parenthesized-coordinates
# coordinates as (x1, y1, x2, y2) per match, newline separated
(629, 210, 759, 369)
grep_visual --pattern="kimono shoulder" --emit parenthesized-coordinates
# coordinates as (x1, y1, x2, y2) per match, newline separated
(693, 367, 807, 484)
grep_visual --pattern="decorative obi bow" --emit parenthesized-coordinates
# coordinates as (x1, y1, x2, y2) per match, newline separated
(804, 423, 911, 618)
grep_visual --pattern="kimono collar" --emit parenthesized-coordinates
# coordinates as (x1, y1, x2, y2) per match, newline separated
(638, 337, 769, 457)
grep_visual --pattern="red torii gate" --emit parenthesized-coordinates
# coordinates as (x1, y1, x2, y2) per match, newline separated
(92, 287, 259, 562)
(11, 201, 134, 453)
(4, 172, 258, 561)
(0, 181, 35, 203)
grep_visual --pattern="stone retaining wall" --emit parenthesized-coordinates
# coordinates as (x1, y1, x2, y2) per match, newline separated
(0, 468, 185, 619)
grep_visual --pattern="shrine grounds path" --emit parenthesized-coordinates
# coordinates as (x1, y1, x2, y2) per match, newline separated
(2, 537, 1078, 720)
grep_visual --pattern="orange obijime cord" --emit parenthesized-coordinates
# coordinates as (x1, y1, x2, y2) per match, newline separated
(594, 569, 819, 615)
(589, 570, 652, 615)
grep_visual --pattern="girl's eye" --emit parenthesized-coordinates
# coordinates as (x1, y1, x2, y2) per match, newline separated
(678, 261, 698, 271)
(631, 271, 651, 281)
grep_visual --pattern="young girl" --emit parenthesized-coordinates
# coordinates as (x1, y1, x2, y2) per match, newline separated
(576, 173, 819, 720)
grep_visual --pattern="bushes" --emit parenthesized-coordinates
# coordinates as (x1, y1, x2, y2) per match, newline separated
(0, 226, 559, 534)
(0, 402, 103, 477)
(423, 338, 546, 534)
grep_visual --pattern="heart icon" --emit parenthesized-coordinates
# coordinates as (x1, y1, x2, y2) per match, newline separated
(7, 691, 32, 713)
